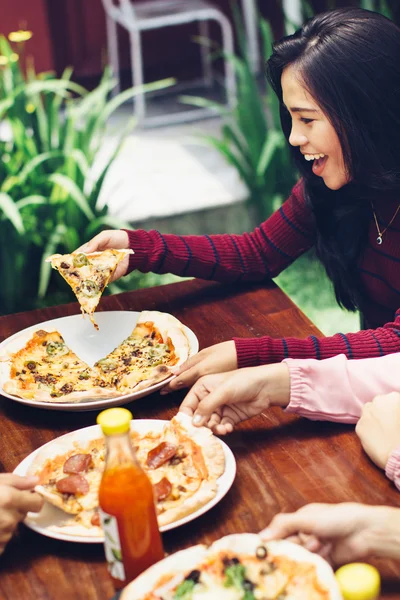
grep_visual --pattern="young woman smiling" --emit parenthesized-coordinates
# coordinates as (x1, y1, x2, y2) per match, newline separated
(79, 8, 400, 392)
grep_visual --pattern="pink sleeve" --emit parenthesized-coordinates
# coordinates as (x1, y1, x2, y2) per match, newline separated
(284, 353, 400, 423)
(385, 447, 400, 492)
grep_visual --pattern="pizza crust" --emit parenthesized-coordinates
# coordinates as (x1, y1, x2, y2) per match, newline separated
(2, 380, 120, 403)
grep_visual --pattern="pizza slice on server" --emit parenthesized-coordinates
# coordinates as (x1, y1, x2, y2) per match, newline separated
(46, 249, 133, 329)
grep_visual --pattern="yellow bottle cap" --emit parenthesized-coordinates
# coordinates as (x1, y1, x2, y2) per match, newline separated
(97, 407, 133, 435)
(335, 563, 381, 600)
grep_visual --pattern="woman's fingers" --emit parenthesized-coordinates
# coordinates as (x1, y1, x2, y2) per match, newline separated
(0, 474, 38, 490)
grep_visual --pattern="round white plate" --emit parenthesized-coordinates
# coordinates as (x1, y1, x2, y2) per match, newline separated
(14, 419, 236, 543)
(0, 311, 198, 411)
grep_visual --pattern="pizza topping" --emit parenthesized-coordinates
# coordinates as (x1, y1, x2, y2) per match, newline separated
(72, 253, 89, 268)
(81, 280, 100, 297)
(96, 358, 118, 373)
(255, 546, 268, 560)
(46, 341, 69, 356)
(24, 360, 37, 371)
(91, 511, 100, 527)
(63, 454, 94, 474)
(56, 474, 89, 495)
(153, 477, 172, 501)
(146, 442, 178, 469)
(60, 383, 74, 395)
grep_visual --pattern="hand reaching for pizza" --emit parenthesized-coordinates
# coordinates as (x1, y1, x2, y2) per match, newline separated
(77, 230, 130, 282)
(0, 474, 43, 555)
(161, 341, 238, 395)
(355, 391, 400, 470)
(178, 363, 290, 434)
(260, 502, 400, 564)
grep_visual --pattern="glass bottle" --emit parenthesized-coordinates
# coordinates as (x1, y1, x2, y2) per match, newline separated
(97, 407, 164, 590)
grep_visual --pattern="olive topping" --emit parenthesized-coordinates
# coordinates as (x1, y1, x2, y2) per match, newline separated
(79, 371, 90, 380)
(73, 253, 89, 268)
(46, 341, 69, 356)
(60, 262, 70, 269)
(24, 361, 37, 371)
(222, 556, 240, 567)
(81, 280, 99, 297)
(96, 359, 118, 373)
(255, 545, 268, 560)
(185, 570, 201, 584)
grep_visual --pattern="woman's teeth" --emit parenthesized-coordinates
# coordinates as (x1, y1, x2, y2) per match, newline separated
(304, 153, 326, 161)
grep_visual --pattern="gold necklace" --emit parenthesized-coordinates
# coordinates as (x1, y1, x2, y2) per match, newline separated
(371, 202, 400, 245)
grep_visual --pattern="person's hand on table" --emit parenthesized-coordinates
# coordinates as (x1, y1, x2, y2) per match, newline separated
(161, 341, 238, 395)
(0, 474, 43, 555)
(76, 230, 130, 282)
(356, 391, 400, 470)
(177, 363, 290, 434)
(260, 502, 400, 564)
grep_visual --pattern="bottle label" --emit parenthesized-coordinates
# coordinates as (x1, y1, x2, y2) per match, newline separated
(99, 509, 126, 581)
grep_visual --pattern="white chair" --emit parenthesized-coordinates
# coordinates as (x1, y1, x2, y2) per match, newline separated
(101, 0, 237, 126)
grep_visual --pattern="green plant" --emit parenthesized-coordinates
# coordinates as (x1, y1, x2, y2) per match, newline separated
(180, 11, 297, 222)
(0, 35, 173, 315)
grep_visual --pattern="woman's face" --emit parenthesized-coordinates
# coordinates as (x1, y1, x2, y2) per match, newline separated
(281, 65, 349, 190)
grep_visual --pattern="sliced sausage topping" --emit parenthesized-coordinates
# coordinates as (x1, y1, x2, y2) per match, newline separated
(63, 453, 94, 474)
(146, 442, 177, 469)
(153, 477, 172, 501)
(91, 511, 100, 527)
(56, 474, 89, 495)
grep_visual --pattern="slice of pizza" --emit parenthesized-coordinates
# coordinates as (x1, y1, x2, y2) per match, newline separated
(93, 311, 190, 394)
(46, 249, 133, 329)
(120, 534, 342, 600)
(1, 329, 117, 403)
(27, 414, 225, 535)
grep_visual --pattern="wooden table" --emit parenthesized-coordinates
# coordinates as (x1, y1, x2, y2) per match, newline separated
(1, 279, 400, 599)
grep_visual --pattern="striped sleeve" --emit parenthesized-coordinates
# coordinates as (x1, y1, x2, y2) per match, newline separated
(124, 180, 316, 283)
(234, 312, 400, 366)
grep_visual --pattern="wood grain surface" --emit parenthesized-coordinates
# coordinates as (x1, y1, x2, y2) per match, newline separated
(0, 279, 399, 599)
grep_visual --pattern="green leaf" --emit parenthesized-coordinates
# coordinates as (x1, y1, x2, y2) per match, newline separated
(85, 215, 129, 238)
(256, 131, 284, 177)
(48, 173, 95, 220)
(0, 193, 24, 233)
(38, 223, 68, 297)
(111, 548, 123, 562)
(15, 195, 47, 210)
(224, 563, 246, 589)
(18, 151, 63, 184)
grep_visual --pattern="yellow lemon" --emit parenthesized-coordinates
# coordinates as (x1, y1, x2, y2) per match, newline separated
(335, 563, 380, 600)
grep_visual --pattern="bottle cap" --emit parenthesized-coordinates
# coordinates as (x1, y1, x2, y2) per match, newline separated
(97, 407, 133, 435)
(335, 563, 380, 600)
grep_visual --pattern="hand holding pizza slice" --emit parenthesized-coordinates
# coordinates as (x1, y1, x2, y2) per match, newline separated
(46, 249, 133, 329)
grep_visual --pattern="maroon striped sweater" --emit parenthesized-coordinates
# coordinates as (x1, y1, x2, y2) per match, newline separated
(125, 180, 400, 367)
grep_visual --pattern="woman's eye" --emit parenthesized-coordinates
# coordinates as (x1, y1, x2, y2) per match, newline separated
(300, 117, 314, 124)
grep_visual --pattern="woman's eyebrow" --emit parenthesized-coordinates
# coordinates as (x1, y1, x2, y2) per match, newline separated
(288, 106, 319, 113)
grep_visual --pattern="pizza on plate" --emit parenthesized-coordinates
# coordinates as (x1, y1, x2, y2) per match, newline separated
(27, 413, 225, 534)
(1, 329, 117, 402)
(120, 534, 342, 600)
(1, 311, 190, 403)
(46, 249, 133, 329)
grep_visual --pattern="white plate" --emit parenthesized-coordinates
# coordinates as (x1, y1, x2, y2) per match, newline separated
(0, 311, 198, 411)
(13, 419, 236, 543)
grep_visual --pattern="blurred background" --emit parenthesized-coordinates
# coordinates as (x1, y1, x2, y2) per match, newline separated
(0, 0, 396, 334)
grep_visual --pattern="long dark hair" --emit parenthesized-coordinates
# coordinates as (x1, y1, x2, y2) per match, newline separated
(266, 7, 400, 311)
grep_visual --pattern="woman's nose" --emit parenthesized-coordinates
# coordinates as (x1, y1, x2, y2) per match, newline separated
(289, 128, 308, 147)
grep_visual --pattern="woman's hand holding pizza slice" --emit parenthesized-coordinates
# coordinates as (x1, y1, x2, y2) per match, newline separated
(77, 230, 131, 283)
